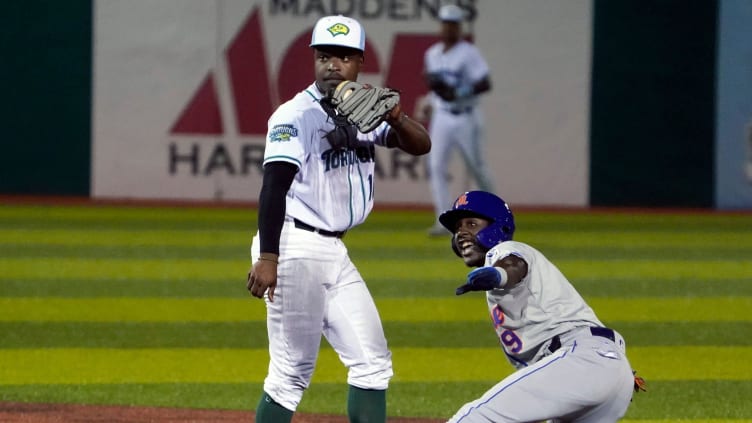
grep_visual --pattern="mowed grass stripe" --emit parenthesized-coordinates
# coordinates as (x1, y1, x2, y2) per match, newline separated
(3, 277, 752, 298)
(567, 278, 752, 298)
(352, 231, 752, 259)
(0, 244, 248, 261)
(0, 347, 749, 384)
(1, 297, 750, 322)
(0, 381, 749, 420)
(0, 298, 266, 322)
(0, 258, 251, 281)
(0, 206, 253, 231)
(521, 230, 752, 249)
(0, 278, 248, 298)
(6, 243, 752, 262)
(0, 217, 251, 232)
(3, 203, 751, 227)
(2, 257, 752, 282)
(3, 227, 752, 262)
(364, 209, 752, 232)
(2, 321, 750, 348)
(0, 204, 252, 220)
(5, 227, 752, 250)
(621, 419, 752, 422)
(0, 228, 250, 246)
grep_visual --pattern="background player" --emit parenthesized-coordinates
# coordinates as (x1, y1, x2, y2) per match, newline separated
(245, 15, 431, 423)
(439, 191, 645, 422)
(423, 4, 495, 236)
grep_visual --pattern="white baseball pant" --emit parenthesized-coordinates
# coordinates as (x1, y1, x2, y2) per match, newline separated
(250, 220, 393, 411)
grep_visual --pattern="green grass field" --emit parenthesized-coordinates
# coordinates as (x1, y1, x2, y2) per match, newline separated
(1, 202, 751, 421)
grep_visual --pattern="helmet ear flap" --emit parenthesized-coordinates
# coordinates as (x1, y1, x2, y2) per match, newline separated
(475, 228, 498, 250)
(476, 221, 515, 249)
(503, 225, 514, 236)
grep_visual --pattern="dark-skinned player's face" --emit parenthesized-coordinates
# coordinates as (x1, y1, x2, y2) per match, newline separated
(313, 46, 364, 95)
(440, 21, 461, 45)
(454, 216, 491, 267)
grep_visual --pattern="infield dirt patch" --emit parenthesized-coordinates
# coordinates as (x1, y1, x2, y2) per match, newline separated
(0, 402, 444, 422)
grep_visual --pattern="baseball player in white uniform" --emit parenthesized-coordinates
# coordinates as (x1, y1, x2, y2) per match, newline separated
(246, 15, 431, 423)
(423, 4, 495, 236)
(439, 191, 646, 422)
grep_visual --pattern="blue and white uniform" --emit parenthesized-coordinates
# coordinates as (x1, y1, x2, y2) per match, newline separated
(447, 241, 635, 422)
(250, 82, 393, 411)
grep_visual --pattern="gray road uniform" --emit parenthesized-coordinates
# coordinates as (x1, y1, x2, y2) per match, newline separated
(447, 241, 636, 423)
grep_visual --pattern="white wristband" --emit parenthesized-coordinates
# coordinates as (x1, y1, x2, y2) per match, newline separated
(494, 266, 509, 288)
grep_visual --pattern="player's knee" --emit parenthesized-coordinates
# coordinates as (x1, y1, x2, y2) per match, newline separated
(347, 355, 393, 390)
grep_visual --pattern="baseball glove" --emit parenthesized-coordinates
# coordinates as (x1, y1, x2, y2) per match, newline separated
(329, 81, 401, 133)
(426, 73, 456, 101)
(633, 370, 647, 393)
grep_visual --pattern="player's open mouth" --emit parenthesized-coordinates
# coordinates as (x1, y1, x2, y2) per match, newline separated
(459, 240, 475, 256)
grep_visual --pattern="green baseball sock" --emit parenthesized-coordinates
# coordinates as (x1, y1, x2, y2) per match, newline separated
(347, 385, 386, 423)
(254, 391, 293, 423)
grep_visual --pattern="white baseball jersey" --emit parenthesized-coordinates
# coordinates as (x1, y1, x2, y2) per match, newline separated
(424, 40, 489, 112)
(424, 40, 495, 224)
(263, 82, 390, 232)
(484, 240, 604, 369)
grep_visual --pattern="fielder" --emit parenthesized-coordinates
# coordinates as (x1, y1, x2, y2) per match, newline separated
(439, 191, 646, 422)
(246, 15, 431, 423)
(423, 4, 495, 236)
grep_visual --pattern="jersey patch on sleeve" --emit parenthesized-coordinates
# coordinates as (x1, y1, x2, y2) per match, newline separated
(269, 124, 298, 142)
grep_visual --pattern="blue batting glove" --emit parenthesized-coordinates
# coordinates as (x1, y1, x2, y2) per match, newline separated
(455, 266, 502, 295)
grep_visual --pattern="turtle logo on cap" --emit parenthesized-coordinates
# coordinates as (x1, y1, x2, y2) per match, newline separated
(326, 23, 350, 37)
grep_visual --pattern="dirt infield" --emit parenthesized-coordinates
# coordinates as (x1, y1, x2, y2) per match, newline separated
(0, 402, 444, 423)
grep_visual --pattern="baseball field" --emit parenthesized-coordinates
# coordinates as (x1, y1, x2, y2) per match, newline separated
(0, 200, 751, 422)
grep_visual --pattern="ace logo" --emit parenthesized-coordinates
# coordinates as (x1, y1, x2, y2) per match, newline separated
(167, 6, 441, 177)
(170, 7, 439, 136)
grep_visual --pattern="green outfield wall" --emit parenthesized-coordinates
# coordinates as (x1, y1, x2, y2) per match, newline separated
(0, 1, 92, 195)
(589, 0, 717, 207)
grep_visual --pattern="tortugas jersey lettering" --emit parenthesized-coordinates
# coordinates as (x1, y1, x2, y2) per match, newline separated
(321, 145, 376, 171)
(263, 82, 390, 232)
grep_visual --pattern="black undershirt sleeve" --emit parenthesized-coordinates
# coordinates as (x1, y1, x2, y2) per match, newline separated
(258, 161, 298, 255)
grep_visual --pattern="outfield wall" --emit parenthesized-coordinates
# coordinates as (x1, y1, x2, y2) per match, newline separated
(89, 0, 591, 207)
(2, 0, 751, 209)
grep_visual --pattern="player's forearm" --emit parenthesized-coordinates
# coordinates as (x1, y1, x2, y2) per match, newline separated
(258, 162, 297, 255)
(386, 106, 431, 155)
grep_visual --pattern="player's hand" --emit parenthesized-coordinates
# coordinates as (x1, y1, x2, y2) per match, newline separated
(247, 259, 278, 301)
(455, 266, 503, 295)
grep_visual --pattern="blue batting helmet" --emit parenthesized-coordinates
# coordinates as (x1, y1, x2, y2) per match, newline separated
(439, 191, 515, 249)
